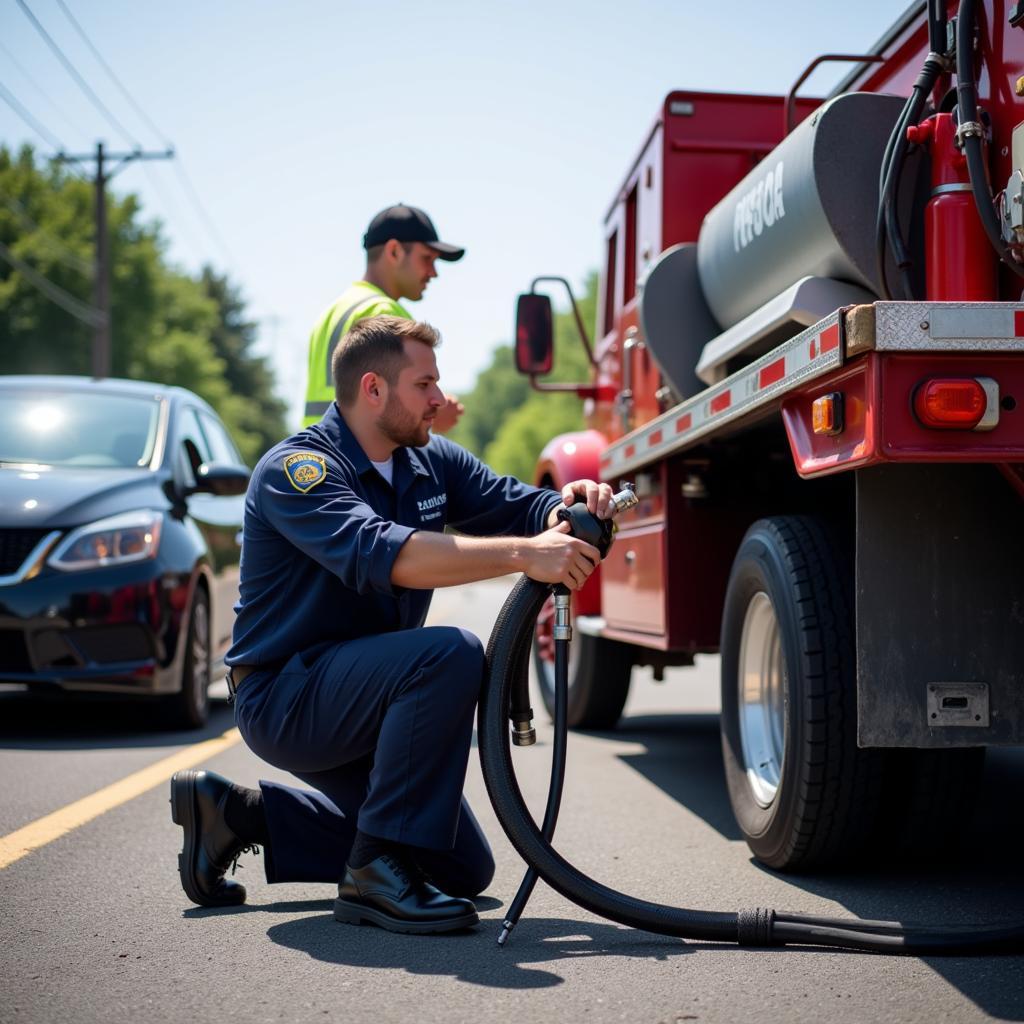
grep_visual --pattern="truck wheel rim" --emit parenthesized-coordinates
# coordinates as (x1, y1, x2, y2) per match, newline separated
(737, 591, 785, 808)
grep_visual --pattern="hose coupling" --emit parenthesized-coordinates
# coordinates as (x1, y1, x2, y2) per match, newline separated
(954, 119, 985, 148)
(610, 485, 639, 515)
(553, 591, 572, 641)
(511, 714, 537, 747)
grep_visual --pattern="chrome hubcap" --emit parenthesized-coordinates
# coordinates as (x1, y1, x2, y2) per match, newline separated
(737, 591, 786, 808)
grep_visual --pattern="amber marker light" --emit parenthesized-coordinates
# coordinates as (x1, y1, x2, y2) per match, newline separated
(812, 393, 843, 436)
(913, 378, 996, 430)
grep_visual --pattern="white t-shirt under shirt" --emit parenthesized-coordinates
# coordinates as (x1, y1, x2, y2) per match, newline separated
(370, 457, 394, 486)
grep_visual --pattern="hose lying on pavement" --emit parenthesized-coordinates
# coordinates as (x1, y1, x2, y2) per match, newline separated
(477, 573, 1024, 954)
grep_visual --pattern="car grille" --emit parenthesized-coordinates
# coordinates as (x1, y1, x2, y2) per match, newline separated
(0, 629, 32, 672)
(0, 529, 54, 576)
(70, 625, 154, 665)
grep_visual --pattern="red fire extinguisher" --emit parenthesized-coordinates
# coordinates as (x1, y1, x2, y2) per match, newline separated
(907, 112, 997, 301)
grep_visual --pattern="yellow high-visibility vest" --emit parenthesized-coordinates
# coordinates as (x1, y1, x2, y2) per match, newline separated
(302, 281, 410, 426)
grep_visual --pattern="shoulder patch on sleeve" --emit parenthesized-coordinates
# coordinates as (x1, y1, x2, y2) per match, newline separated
(283, 452, 327, 493)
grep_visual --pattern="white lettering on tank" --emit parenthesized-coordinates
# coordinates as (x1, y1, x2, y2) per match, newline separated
(732, 160, 785, 252)
(762, 169, 776, 227)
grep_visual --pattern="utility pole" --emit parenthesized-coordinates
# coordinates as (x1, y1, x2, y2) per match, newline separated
(57, 142, 174, 378)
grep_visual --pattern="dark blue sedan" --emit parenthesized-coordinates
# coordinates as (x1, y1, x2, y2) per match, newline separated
(0, 376, 251, 728)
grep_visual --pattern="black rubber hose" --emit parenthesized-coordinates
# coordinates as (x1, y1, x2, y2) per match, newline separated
(875, 97, 916, 299)
(876, 54, 943, 300)
(956, 0, 1024, 278)
(498, 595, 571, 944)
(479, 573, 1024, 953)
(480, 575, 740, 942)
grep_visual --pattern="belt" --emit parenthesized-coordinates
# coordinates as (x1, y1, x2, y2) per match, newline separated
(230, 664, 260, 686)
(226, 662, 278, 702)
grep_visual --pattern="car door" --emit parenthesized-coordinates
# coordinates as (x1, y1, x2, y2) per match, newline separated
(175, 406, 246, 667)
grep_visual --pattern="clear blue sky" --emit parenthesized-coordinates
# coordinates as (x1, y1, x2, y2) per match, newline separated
(1, 0, 913, 427)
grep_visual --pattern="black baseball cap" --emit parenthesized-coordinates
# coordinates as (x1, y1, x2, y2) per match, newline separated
(362, 204, 465, 261)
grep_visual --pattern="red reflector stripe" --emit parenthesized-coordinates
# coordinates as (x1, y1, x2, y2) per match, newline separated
(819, 324, 839, 353)
(676, 413, 692, 433)
(758, 358, 785, 389)
(710, 391, 732, 414)
(625, 444, 636, 458)
(648, 430, 662, 446)
(1016, 310, 1024, 337)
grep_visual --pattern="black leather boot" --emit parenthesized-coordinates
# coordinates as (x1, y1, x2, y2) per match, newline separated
(335, 853, 479, 934)
(170, 769, 258, 907)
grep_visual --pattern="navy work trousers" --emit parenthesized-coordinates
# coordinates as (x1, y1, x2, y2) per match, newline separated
(233, 625, 494, 897)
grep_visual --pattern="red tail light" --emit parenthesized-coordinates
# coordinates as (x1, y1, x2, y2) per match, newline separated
(913, 378, 987, 429)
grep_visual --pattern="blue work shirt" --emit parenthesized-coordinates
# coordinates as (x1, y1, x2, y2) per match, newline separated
(226, 402, 561, 668)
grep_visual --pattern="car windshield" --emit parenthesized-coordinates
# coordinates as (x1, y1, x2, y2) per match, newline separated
(0, 388, 162, 468)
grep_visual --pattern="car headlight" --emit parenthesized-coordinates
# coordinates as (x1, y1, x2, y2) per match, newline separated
(48, 510, 164, 572)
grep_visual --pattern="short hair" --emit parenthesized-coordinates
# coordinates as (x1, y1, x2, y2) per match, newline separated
(332, 315, 440, 407)
(365, 240, 414, 264)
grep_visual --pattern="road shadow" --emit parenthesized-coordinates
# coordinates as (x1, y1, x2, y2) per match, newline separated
(0, 691, 236, 750)
(183, 895, 506, 919)
(758, 745, 1024, 1020)
(593, 711, 743, 841)
(265, 913, 694, 988)
(584, 711, 1024, 1018)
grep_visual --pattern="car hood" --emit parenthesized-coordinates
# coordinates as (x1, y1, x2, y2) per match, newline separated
(0, 464, 170, 529)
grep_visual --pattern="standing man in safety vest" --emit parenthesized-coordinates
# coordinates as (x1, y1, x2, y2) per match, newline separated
(303, 204, 466, 430)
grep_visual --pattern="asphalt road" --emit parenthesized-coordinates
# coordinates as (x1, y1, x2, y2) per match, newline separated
(1, 576, 1022, 1024)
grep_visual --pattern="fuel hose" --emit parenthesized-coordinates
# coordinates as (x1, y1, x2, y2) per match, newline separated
(477, 496, 1024, 954)
(956, 0, 1024, 278)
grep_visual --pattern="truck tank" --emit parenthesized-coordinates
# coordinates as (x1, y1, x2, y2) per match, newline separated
(696, 92, 911, 330)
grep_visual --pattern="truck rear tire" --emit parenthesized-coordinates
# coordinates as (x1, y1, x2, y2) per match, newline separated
(532, 595, 633, 729)
(719, 516, 883, 871)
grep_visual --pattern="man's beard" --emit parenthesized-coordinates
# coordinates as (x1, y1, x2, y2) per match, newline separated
(379, 390, 429, 447)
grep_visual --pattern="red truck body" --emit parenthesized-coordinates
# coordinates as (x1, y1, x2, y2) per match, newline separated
(521, 0, 1024, 869)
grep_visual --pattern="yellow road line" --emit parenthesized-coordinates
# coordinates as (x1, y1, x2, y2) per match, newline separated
(0, 726, 241, 871)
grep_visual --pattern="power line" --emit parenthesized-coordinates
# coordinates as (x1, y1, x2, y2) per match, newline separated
(14, 0, 139, 148)
(171, 160, 236, 268)
(0, 191, 94, 276)
(46, 0, 235, 270)
(57, 143, 174, 378)
(0, 78, 65, 151)
(54, 0, 170, 147)
(0, 238, 106, 327)
(0, 38, 84, 143)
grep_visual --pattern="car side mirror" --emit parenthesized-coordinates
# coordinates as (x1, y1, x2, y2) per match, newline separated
(515, 293, 554, 375)
(187, 462, 250, 497)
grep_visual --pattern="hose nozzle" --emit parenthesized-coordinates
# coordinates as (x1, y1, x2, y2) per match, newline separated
(610, 485, 638, 515)
(556, 484, 637, 558)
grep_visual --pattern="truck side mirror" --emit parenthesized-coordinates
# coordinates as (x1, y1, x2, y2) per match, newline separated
(515, 293, 554, 375)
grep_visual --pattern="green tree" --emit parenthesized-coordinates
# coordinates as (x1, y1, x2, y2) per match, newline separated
(466, 273, 599, 479)
(445, 344, 530, 454)
(198, 268, 288, 460)
(448, 272, 598, 473)
(0, 145, 286, 465)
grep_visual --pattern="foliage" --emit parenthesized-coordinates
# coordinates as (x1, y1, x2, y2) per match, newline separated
(449, 272, 598, 481)
(0, 145, 286, 465)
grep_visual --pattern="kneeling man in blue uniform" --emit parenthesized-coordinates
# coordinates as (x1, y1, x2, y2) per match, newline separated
(171, 315, 613, 934)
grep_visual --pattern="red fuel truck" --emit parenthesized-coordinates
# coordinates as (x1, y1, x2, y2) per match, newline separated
(514, 0, 1024, 870)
